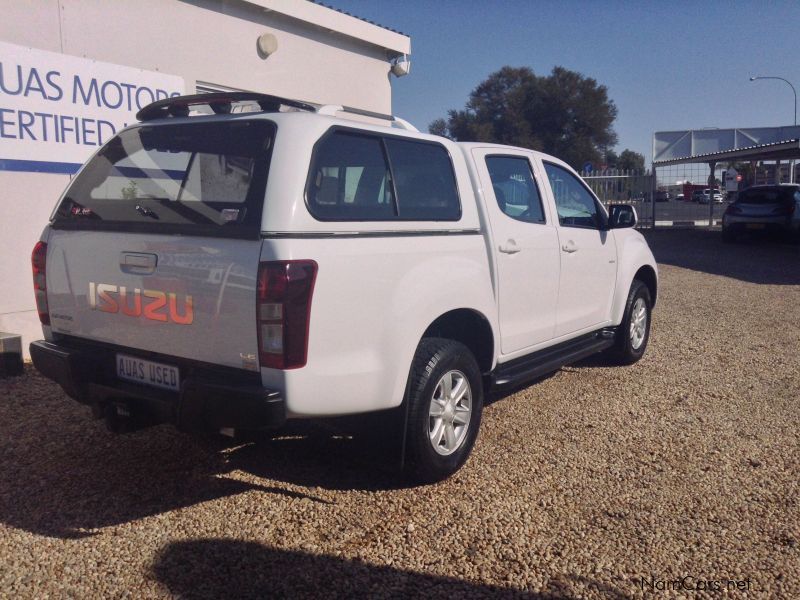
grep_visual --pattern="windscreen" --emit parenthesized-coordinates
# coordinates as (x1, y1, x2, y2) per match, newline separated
(52, 120, 275, 238)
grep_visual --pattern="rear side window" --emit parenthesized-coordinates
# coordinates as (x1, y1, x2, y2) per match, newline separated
(306, 130, 460, 221)
(384, 138, 461, 220)
(485, 156, 545, 223)
(52, 120, 274, 238)
(306, 132, 395, 220)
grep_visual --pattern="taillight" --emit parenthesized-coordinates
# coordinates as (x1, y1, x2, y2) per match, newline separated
(256, 260, 317, 369)
(31, 241, 49, 325)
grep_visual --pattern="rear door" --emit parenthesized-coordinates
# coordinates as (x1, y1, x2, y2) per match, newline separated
(472, 149, 559, 354)
(44, 119, 274, 371)
(540, 160, 617, 337)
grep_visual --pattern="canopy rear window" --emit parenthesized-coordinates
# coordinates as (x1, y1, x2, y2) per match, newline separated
(52, 120, 275, 238)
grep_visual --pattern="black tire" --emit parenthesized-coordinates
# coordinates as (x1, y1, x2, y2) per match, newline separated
(403, 338, 483, 483)
(722, 227, 736, 243)
(607, 280, 652, 366)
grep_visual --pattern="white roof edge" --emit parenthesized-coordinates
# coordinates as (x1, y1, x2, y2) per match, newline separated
(244, 0, 411, 55)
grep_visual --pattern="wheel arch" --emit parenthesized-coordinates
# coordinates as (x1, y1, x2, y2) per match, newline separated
(634, 264, 658, 307)
(421, 308, 495, 375)
(610, 231, 658, 325)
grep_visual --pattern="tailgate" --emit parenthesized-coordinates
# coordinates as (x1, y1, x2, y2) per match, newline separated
(45, 230, 261, 371)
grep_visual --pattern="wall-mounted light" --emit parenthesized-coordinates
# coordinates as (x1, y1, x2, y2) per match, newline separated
(257, 33, 278, 59)
(391, 54, 411, 77)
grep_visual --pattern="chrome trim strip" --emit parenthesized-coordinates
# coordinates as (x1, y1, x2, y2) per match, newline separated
(261, 229, 481, 239)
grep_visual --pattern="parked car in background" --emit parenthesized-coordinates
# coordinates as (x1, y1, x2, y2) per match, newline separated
(696, 189, 722, 204)
(654, 191, 670, 202)
(675, 193, 685, 202)
(722, 184, 800, 242)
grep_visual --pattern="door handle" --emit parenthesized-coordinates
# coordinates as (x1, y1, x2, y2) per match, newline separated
(499, 240, 521, 254)
(120, 252, 158, 275)
(561, 241, 579, 253)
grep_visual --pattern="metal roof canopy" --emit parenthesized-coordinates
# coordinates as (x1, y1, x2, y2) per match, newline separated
(653, 138, 800, 166)
(653, 125, 800, 165)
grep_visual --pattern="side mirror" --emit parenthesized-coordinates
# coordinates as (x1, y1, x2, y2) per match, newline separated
(609, 204, 637, 229)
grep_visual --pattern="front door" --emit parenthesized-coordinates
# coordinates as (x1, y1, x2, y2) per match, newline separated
(473, 150, 560, 355)
(541, 161, 618, 337)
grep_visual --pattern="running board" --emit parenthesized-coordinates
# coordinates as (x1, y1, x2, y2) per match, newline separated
(491, 329, 616, 390)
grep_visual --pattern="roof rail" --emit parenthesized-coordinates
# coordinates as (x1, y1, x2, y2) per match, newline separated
(136, 92, 316, 121)
(316, 104, 418, 131)
(136, 92, 418, 132)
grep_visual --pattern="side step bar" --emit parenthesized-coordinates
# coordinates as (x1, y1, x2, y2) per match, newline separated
(491, 328, 616, 391)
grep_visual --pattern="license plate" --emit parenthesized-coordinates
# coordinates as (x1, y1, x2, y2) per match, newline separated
(116, 354, 180, 391)
(746, 223, 766, 230)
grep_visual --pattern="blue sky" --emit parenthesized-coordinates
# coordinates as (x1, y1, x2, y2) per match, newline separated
(330, 0, 800, 163)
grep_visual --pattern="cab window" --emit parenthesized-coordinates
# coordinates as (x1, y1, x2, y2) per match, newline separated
(543, 162, 604, 229)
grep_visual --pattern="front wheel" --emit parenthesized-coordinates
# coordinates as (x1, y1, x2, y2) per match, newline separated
(607, 280, 652, 365)
(404, 338, 483, 483)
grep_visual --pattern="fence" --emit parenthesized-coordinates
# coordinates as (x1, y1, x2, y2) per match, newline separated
(580, 169, 654, 228)
(580, 167, 732, 229)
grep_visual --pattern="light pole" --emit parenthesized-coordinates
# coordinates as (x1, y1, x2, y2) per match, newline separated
(750, 75, 798, 182)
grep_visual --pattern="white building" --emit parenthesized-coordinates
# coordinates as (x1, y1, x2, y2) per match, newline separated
(0, 0, 411, 356)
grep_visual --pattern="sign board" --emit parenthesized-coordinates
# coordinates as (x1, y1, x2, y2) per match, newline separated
(724, 167, 739, 192)
(582, 161, 593, 173)
(0, 41, 185, 174)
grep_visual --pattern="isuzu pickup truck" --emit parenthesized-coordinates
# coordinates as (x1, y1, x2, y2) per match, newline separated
(30, 92, 657, 482)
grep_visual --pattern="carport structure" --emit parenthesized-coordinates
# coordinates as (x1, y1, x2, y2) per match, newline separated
(651, 126, 800, 226)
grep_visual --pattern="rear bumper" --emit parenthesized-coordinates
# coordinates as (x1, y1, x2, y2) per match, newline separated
(722, 213, 800, 235)
(30, 338, 285, 431)
(724, 214, 789, 225)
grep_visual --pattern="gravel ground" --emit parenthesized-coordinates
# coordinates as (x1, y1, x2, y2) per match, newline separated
(1, 229, 798, 599)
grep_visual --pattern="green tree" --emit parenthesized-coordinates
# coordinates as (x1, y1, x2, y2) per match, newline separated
(617, 149, 645, 172)
(603, 149, 619, 169)
(428, 118, 448, 138)
(429, 66, 618, 169)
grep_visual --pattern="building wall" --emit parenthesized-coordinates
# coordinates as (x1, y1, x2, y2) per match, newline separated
(0, 0, 407, 356)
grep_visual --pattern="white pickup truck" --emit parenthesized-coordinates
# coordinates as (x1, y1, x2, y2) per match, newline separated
(30, 93, 657, 482)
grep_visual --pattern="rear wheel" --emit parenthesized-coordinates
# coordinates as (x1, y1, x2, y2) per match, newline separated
(404, 338, 483, 483)
(607, 280, 652, 365)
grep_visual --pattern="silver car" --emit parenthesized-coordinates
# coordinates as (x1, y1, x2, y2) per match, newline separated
(722, 184, 800, 242)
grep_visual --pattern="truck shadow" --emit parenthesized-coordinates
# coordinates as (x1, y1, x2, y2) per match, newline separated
(0, 369, 412, 538)
(643, 229, 800, 285)
(152, 538, 622, 599)
(226, 423, 411, 493)
(1, 367, 593, 540)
